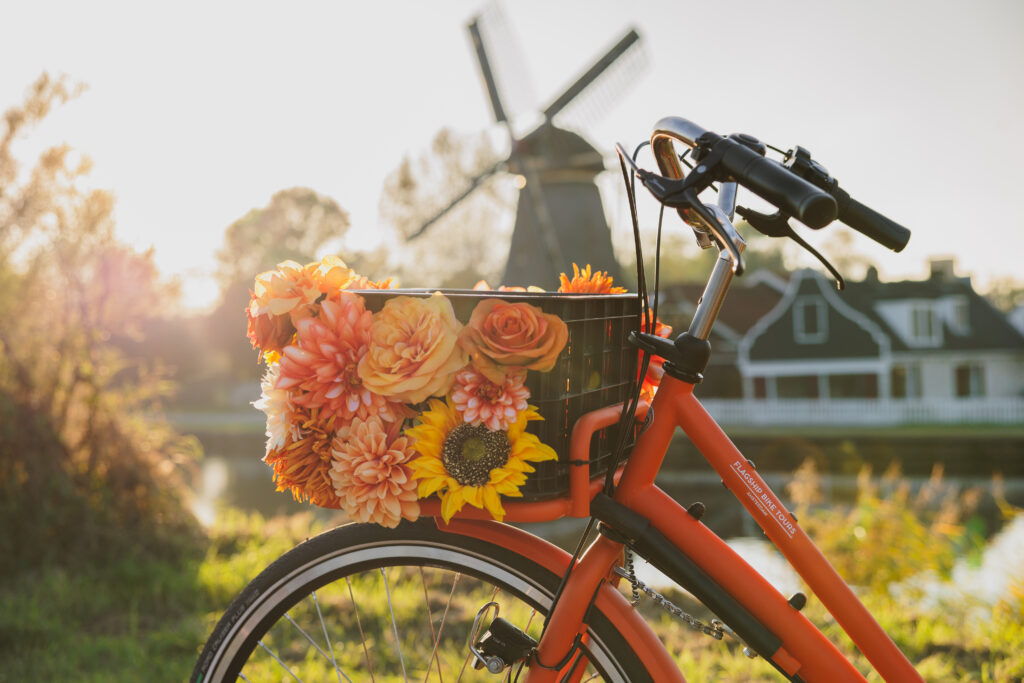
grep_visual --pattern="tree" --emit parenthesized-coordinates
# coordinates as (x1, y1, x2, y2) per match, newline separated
(214, 187, 351, 288)
(0, 74, 198, 574)
(207, 187, 354, 386)
(378, 127, 514, 288)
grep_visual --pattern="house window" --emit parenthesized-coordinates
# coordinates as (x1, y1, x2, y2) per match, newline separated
(910, 304, 940, 345)
(777, 375, 819, 399)
(954, 363, 985, 398)
(890, 364, 922, 398)
(793, 297, 827, 344)
(829, 374, 879, 399)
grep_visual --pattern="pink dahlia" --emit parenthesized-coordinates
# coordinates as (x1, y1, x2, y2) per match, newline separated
(276, 293, 407, 423)
(450, 367, 530, 431)
(330, 416, 420, 527)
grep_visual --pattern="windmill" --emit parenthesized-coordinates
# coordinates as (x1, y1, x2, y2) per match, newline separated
(408, 5, 645, 288)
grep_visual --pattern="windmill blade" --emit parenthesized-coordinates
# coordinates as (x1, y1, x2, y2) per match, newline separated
(471, 2, 536, 128)
(406, 159, 505, 240)
(467, 18, 508, 124)
(541, 28, 645, 124)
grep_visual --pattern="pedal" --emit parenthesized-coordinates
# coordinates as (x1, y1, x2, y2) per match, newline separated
(469, 603, 538, 674)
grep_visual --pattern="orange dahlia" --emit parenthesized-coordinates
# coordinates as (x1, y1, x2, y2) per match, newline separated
(275, 294, 407, 424)
(330, 416, 420, 527)
(557, 263, 627, 294)
(264, 406, 340, 507)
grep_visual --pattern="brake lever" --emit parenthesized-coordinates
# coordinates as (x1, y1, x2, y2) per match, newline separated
(736, 206, 845, 290)
(615, 143, 745, 274)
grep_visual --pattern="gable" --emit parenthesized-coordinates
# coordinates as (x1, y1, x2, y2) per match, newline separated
(745, 271, 886, 361)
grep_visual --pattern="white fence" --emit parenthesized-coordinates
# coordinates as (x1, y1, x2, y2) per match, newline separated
(700, 397, 1024, 426)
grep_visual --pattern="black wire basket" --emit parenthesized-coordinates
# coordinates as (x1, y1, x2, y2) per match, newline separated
(358, 289, 641, 500)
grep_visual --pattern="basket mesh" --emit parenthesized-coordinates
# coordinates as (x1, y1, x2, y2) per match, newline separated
(358, 290, 641, 500)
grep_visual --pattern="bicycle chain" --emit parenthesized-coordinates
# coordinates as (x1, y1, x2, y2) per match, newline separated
(615, 552, 726, 641)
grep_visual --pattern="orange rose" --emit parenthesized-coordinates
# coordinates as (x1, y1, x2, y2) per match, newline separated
(246, 298, 297, 354)
(357, 294, 467, 404)
(459, 299, 568, 383)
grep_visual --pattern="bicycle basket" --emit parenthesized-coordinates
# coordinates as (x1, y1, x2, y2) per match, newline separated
(356, 289, 641, 500)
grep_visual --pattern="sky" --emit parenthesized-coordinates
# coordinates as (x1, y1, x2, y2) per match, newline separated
(2, 0, 1022, 311)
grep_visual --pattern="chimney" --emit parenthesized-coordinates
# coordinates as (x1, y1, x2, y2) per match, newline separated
(929, 257, 956, 281)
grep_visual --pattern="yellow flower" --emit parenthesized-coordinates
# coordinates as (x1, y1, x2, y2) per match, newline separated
(405, 397, 557, 522)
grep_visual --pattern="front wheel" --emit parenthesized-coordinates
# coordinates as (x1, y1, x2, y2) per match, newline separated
(191, 518, 650, 682)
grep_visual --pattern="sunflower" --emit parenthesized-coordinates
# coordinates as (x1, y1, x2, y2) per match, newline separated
(406, 397, 557, 522)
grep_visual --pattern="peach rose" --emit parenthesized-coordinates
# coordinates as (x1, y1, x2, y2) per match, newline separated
(357, 293, 467, 404)
(459, 299, 568, 383)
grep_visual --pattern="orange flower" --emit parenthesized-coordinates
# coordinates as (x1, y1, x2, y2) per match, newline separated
(246, 260, 322, 353)
(330, 416, 420, 527)
(640, 315, 672, 402)
(459, 299, 568, 384)
(246, 299, 298, 354)
(557, 263, 627, 294)
(263, 406, 340, 507)
(276, 294, 409, 424)
(357, 293, 467, 404)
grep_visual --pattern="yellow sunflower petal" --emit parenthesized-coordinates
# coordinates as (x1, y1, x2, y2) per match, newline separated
(462, 485, 484, 508)
(417, 476, 449, 498)
(482, 486, 506, 521)
(440, 488, 467, 522)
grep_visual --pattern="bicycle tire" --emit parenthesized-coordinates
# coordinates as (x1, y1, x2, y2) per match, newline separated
(191, 518, 653, 682)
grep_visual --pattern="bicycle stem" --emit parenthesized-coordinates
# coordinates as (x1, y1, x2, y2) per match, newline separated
(687, 188, 745, 341)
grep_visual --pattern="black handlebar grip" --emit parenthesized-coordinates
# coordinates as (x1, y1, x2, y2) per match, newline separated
(717, 139, 838, 229)
(834, 188, 911, 252)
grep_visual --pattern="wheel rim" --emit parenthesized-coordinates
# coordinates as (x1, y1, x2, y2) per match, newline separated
(206, 540, 628, 682)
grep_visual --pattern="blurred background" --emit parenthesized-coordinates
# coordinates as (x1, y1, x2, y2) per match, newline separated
(1, 0, 1021, 679)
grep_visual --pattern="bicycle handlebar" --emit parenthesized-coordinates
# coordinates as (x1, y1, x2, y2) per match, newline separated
(648, 116, 911, 252)
(650, 117, 837, 229)
(835, 188, 911, 252)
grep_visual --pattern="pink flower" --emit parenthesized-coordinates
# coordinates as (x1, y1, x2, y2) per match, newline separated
(330, 416, 420, 527)
(276, 293, 407, 423)
(450, 367, 530, 431)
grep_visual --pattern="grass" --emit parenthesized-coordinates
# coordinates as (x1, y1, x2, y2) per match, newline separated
(1, 503, 1021, 681)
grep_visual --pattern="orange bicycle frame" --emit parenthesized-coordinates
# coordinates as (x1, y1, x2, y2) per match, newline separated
(436, 375, 924, 682)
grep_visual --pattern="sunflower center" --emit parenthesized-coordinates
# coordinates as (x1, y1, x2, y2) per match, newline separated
(442, 423, 510, 487)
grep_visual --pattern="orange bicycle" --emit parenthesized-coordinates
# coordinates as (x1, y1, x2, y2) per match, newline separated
(192, 116, 920, 682)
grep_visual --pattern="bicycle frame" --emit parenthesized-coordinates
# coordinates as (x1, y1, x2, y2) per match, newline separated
(430, 123, 926, 681)
(437, 375, 924, 682)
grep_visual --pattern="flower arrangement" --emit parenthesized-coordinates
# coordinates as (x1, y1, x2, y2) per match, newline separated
(249, 256, 666, 527)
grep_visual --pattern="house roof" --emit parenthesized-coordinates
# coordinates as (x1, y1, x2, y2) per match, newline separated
(658, 280, 784, 337)
(842, 274, 1024, 352)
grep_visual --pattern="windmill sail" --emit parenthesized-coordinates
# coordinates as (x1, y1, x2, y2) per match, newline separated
(542, 29, 642, 122)
(405, 4, 645, 288)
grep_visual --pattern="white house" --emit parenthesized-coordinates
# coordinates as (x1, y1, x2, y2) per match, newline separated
(669, 261, 1024, 425)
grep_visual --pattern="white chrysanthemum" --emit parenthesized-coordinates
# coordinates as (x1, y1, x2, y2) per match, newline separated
(253, 364, 296, 456)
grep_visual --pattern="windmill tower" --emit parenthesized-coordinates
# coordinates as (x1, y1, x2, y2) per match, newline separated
(409, 6, 645, 288)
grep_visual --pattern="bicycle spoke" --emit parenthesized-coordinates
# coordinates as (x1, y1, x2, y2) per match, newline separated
(381, 567, 411, 683)
(257, 639, 303, 682)
(346, 576, 376, 682)
(283, 612, 352, 679)
(421, 568, 460, 683)
(311, 590, 348, 683)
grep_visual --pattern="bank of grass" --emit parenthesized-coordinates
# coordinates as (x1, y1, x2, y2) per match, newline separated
(0, 509, 332, 683)
(1, 504, 1021, 681)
